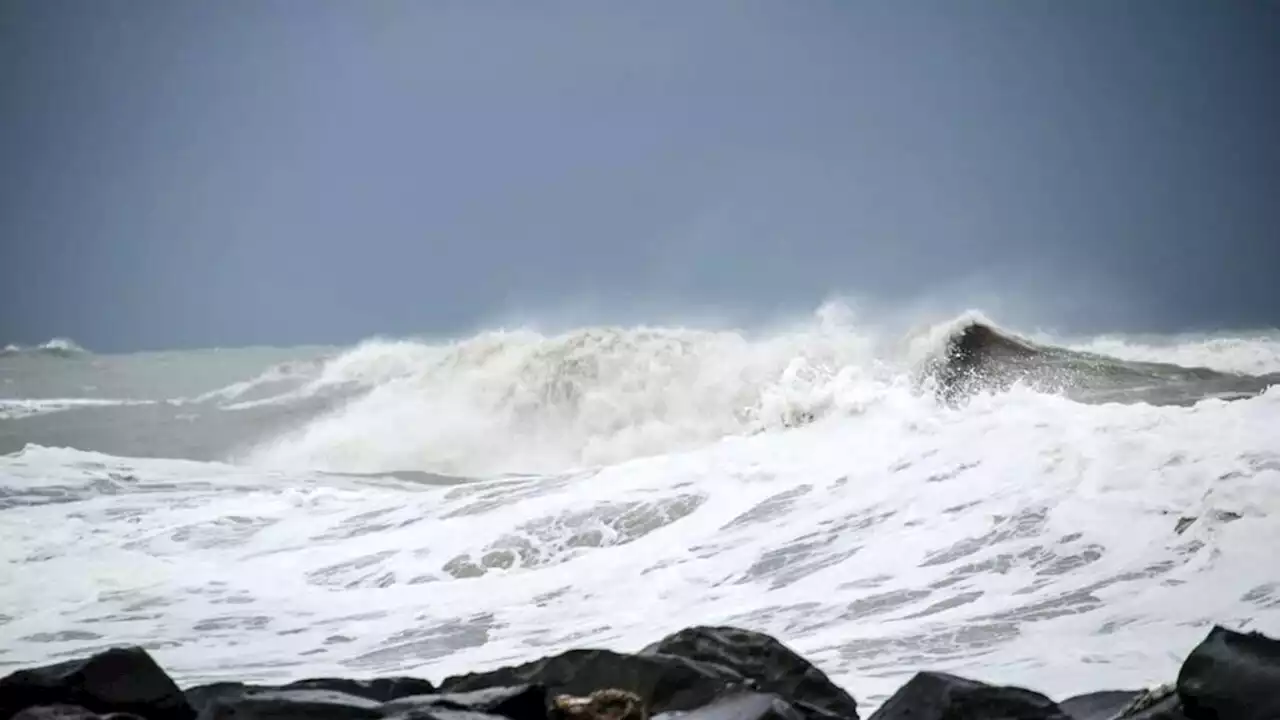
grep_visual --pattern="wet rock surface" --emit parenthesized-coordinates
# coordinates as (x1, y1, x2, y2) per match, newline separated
(2, 624, 1276, 720)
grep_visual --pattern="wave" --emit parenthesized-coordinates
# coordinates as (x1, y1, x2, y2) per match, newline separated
(931, 321, 1280, 406)
(236, 305, 1280, 477)
(0, 337, 89, 358)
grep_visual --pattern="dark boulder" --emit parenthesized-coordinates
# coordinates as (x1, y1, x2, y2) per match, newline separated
(438, 649, 750, 716)
(1064, 685, 1186, 720)
(0, 647, 193, 720)
(640, 627, 857, 720)
(284, 678, 437, 703)
(867, 672, 1068, 720)
(1113, 688, 1186, 720)
(193, 688, 382, 720)
(1176, 625, 1280, 720)
(185, 682, 543, 720)
(184, 677, 439, 719)
(384, 685, 547, 720)
(10, 707, 139, 720)
(1058, 690, 1142, 720)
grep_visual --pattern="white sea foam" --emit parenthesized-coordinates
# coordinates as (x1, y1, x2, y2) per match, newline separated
(0, 398, 155, 421)
(2, 308, 1279, 714)
(240, 305, 939, 476)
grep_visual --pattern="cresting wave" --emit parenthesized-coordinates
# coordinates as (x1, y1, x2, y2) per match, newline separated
(233, 308, 1280, 477)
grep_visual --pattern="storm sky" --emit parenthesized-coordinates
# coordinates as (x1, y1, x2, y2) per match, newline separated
(2, 1, 1278, 352)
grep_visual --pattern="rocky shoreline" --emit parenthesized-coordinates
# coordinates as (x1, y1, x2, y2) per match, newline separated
(1, 624, 1276, 720)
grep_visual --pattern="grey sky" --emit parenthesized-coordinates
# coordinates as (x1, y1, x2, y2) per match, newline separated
(2, 1, 1278, 352)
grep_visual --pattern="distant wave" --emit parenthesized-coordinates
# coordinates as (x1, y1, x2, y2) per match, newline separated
(0, 337, 89, 358)
(929, 321, 1280, 406)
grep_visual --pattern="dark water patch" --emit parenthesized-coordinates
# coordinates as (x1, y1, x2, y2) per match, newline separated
(307, 550, 399, 589)
(981, 588, 1104, 622)
(835, 620, 1021, 667)
(840, 574, 895, 590)
(1242, 583, 1280, 608)
(722, 602, 826, 631)
(740, 537, 860, 590)
(841, 589, 933, 620)
(532, 587, 574, 608)
(901, 591, 986, 619)
(19, 630, 104, 642)
(0, 486, 82, 510)
(121, 596, 179, 613)
(1036, 546, 1104, 576)
(315, 611, 389, 626)
(443, 495, 704, 579)
(522, 625, 614, 648)
(926, 462, 980, 483)
(441, 475, 576, 518)
(1096, 617, 1141, 635)
(824, 508, 896, 533)
(319, 469, 475, 489)
(344, 614, 497, 669)
(739, 508, 894, 589)
(722, 484, 813, 529)
(919, 508, 1047, 568)
(78, 613, 165, 624)
(193, 615, 273, 632)
(1244, 452, 1280, 473)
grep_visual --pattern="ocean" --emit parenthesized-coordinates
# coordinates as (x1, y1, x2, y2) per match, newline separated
(3, 304, 1279, 712)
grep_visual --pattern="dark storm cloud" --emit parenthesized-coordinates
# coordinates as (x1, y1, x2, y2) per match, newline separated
(2, 0, 1277, 351)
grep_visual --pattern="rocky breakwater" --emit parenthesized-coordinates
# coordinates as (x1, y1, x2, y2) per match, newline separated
(1, 624, 1277, 720)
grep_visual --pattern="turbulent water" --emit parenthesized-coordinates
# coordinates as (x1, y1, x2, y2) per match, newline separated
(3, 304, 1280, 712)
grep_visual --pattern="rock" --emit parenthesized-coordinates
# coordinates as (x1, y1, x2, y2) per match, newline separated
(194, 689, 382, 720)
(1058, 690, 1142, 720)
(439, 648, 750, 716)
(12, 707, 103, 720)
(1176, 625, 1280, 720)
(1112, 687, 1186, 720)
(10, 708, 147, 720)
(866, 672, 1068, 720)
(284, 678, 438, 703)
(182, 684, 251, 719)
(551, 689, 646, 720)
(184, 678, 440, 719)
(640, 627, 858, 720)
(384, 685, 547, 720)
(652, 692, 804, 720)
(0, 647, 193, 720)
(1066, 685, 1186, 720)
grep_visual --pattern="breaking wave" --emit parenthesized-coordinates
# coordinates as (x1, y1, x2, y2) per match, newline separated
(236, 305, 1280, 477)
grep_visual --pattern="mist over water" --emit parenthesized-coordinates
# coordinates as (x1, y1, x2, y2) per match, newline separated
(2, 302, 1279, 713)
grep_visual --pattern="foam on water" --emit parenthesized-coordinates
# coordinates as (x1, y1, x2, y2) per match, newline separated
(2, 307, 1280, 713)
(238, 306, 923, 477)
(0, 398, 157, 421)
